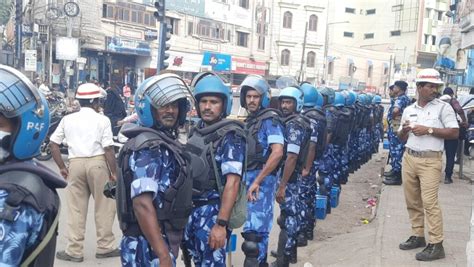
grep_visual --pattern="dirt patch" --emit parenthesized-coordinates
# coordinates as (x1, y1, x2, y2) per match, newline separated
(314, 150, 387, 241)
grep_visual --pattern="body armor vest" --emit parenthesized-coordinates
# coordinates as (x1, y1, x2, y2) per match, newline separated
(117, 125, 193, 236)
(0, 160, 66, 267)
(302, 108, 327, 159)
(283, 114, 311, 182)
(185, 119, 246, 196)
(325, 106, 352, 146)
(245, 108, 283, 171)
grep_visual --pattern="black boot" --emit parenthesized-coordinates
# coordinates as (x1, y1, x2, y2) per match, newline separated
(383, 172, 402, 185)
(444, 176, 453, 184)
(296, 232, 307, 247)
(383, 169, 395, 177)
(289, 246, 297, 264)
(399, 236, 426, 250)
(415, 242, 445, 261)
(270, 224, 287, 260)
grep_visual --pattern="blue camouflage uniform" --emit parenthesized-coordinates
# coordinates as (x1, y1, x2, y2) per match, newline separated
(387, 94, 411, 173)
(184, 132, 246, 267)
(0, 190, 44, 266)
(243, 118, 284, 264)
(280, 120, 308, 256)
(120, 146, 179, 267)
(298, 111, 320, 237)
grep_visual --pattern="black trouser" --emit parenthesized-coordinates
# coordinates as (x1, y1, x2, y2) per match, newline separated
(444, 139, 458, 178)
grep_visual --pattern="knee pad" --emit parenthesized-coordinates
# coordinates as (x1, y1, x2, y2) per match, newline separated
(242, 240, 259, 257)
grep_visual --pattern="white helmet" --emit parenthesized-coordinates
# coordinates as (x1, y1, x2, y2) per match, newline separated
(415, 69, 444, 85)
(75, 83, 106, 99)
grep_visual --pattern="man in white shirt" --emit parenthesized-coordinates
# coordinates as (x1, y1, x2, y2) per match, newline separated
(397, 69, 459, 262)
(50, 83, 119, 262)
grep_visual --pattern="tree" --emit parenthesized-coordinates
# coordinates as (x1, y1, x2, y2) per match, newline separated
(0, 0, 13, 26)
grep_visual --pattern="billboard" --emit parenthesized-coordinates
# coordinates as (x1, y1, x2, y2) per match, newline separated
(56, 37, 79, 61)
(202, 51, 232, 72)
(435, 24, 466, 70)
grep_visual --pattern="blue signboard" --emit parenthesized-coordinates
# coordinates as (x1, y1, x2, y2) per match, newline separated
(106, 37, 151, 56)
(202, 51, 232, 72)
(168, 0, 205, 18)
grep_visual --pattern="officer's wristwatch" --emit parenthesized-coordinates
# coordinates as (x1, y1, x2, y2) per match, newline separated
(428, 127, 434, 135)
(216, 219, 229, 227)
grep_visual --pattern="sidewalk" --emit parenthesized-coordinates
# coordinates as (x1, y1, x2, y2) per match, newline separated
(299, 157, 473, 267)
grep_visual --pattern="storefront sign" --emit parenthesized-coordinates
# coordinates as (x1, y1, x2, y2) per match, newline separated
(56, 37, 79, 60)
(24, 50, 37, 71)
(232, 57, 266, 75)
(144, 30, 158, 41)
(106, 37, 151, 56)
(165, 51, 203, 73)
(202, 51, 231, 72)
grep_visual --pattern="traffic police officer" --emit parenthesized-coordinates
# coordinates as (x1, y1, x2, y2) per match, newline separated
(384, 81, 411, 185)
(118, 74, 194, 266)
(0, 64, 67, 266)
(240, 75, 284, 266)
(183, 73, 247, 266)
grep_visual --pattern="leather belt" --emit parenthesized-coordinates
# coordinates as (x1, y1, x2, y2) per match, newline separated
(406, 148, 442, 158)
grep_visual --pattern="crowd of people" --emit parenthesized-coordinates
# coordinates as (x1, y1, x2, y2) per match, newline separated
(0, 62, 473, 267)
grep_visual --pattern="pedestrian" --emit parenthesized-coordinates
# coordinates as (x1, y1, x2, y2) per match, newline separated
(123, 82, 132, 109)
(50, 83, 120, 262)
(272, 86, 311, 266)
(441, 87, 467, 183)
(117, 74, 194, 266)
(104, 83, 127, 136)
(183, 72, 247, 266)
(458, 87, 474, 156)
(0, 65, 67, 266)
(383, 80, 411, 185)
(398, 68, 459, 261)
(239, 75, 284, 266)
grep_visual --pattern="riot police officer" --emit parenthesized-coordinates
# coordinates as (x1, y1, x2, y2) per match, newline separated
(0, 64, 67, 266)
(183, 72, 247, 266)
(372, 95, 384, 153)
(117, 74, 194, 266)
(298, 83, 327, 245)
(272, 86, 311, 266)
(384, 81, 411, 185)
(240, 75, 285, 266)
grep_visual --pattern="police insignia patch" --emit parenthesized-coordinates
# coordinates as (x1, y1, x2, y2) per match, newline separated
(289, 131, 298, 142)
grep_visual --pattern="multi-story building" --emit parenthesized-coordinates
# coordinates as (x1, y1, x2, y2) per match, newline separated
(267, 0, 327, 85)
(326, 0, 452, 95)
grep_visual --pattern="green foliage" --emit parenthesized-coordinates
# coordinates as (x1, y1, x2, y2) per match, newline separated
(0, 0, 13, 26)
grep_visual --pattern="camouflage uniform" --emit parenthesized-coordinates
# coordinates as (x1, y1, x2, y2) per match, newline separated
(184, 132, 246, 267)
(387, 94, 411, 173)
(0, 190, 44, 265)
(243, 118, 284, 264)
(298, 114, 320, 237)
(279, 121, 308, 256)
(120, 146, 181, 267)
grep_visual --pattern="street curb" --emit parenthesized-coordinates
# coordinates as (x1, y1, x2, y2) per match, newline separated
(373, 185, 387, 266)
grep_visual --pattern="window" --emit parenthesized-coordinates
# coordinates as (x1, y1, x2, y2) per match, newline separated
(309, 15, 318, 31)
(258, 35, 265, 50)
(424, 34, 429, 44)
(437, 11, 443, 20)
(188, 22, 194, 35)
(227, 30, 231, 41)
(345, 7, 355, 14)
(425, 8, 431, 19)
(390, 30, 401, 36)
(328, 61, 334, 75)
(364, 33, 374, 39)
(239, 0, 249, 9)
(307, 52, 316, 67)
(366, 9, 376, 15)
(281, 49, 290, 66)
(283, 11, 292, 28)
(102, 4, 114, 18)
(237, 31, 248, 47)
(137, 12, 143, 24)
(344, 31, 354, 38)
(196, 20, 225, 40)
(144, 13, 150, 25)
(131, 11, 137, 23)
(432, 35, 436, 45)
(123, 9, 130, 21)
(384, 66, 388, 75)
(348, 63, 355, 76)
(368, 65, 373, 78)
(167, 18, 179, 35)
